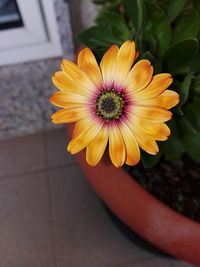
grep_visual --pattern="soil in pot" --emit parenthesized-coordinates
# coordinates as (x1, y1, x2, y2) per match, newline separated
(124, 154, 200, 223)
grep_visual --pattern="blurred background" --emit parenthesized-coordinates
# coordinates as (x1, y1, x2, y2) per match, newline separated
(0, 0, 98, 140)
(0, 1, 192, 266)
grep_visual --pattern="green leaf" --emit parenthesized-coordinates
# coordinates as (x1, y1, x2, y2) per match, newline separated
(193, 73, 200, 92)
(167, 0, 188, 22)
(193, 0, 200, 15)
(167, 118, 179, 138)
(78, 26, 122, 49)
(184, 104, 200, 132)
(161, 119, 185, 162)
(178, 116, 197, 135)
(96, 10, 130, 39)
(172, 8, 200, 44)
(193, 53, 200, 73)
(181, 132, 200, 162)
(143, 1, 171, 56)
(163, 136, 185, 162)
(163, 38, 199, 75)
(124, 0, 144, 32)
(179, 72, 194, 106)
(173, 106, 184, 116)
(189, 98, 200, 129)
(143, 36, 158, 56)
(141, 51, 155, 62)
(141, 151, 162, 168)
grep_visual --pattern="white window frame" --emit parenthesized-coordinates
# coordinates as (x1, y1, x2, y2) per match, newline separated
(0, 0, 63, 66)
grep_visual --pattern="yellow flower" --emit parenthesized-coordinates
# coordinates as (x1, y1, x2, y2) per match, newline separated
(50, 40, 179, 168)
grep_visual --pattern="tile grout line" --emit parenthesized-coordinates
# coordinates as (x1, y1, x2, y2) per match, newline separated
(43, 131, 59, 267)
(0, 162, 77, 181)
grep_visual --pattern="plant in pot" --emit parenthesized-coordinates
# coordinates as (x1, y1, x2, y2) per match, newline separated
(49, 0, 200, 265)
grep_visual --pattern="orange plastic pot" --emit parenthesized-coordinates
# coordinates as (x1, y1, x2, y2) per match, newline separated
(67, 124, 200, 266)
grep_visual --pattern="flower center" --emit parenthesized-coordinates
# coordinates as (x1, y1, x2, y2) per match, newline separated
(96, 90, 124, 120)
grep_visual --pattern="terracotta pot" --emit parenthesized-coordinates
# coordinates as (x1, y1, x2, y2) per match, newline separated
(67, 124, 200, 266)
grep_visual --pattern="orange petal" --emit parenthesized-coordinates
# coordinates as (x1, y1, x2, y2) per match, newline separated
(100, 44, 119, 87)
(108, 122, 126, 167)
(134, 131, 159, 155)
(137, 90, 180, 109)
(51, 107, 90, 124)
(86, 126, 108, 166)
(119, 122, 140, 165)
(61, 59, 98, 94)
(49, 91, 88, 108)
(72, 117, 93, 139)
(129, 105, 172, 122)
(125, 118, 159, 155)
(134, 51, 140, 61)
(52, 71, 91, 97)
(78, 47, 102, 87)
(125, 60, 153, 93)
(133, 74, 173, 100)
(67, 119, 103, 154)
(113, 40, 136, 86)
(128, 114, 170, 141)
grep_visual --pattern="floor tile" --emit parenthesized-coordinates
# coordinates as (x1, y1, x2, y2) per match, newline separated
(45, 128, 75, 168)
(0, 133, 45, 178)
(0, 171, 54, 267)
(49, 164, 154, 267)
(171, 259, 194, 267)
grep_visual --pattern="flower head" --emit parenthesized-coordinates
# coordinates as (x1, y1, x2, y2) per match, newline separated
(50, 40, 179, 167)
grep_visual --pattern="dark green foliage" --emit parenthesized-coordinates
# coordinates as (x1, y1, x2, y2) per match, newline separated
(79, 0, 200, 167)
(172, 8, 200, 43)
(141, 150, 162, 168)
(144, 1, 171, 57)
(163, 39, 199, 75)
(166, 0, 188, 22)
(179, 72, 194, 106)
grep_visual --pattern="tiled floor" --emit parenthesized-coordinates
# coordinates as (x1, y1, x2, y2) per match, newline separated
(0, 128, 194, 267)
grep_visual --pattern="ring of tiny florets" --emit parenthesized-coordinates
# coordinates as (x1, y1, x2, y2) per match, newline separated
(96, 89, 124, 121)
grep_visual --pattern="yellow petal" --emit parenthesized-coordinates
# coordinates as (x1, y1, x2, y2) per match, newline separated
(72, 118, 92, 139)
(86, 126, 108, 166)
(100, 44, 119, 87)
(78, 47, 102, 87)
(125, 60, 153, 94)
(119, 122, 140, 165)
(51, 107, 90, 124)
(138, 90, 180, 109)
(128, 114, 170, 141)
(129, 105, 172, 122)
(113, 40, 136, 87)
(124, 118, 159, 155)
(108, 122, 126, 167)
(52, 71, 92, 97)
(61, 59, 98, 94)
(134, 131, 159, 155)
(49, 91, 88, 108)
(67, 119, 103, 154)
(133, 74, 173, 100)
